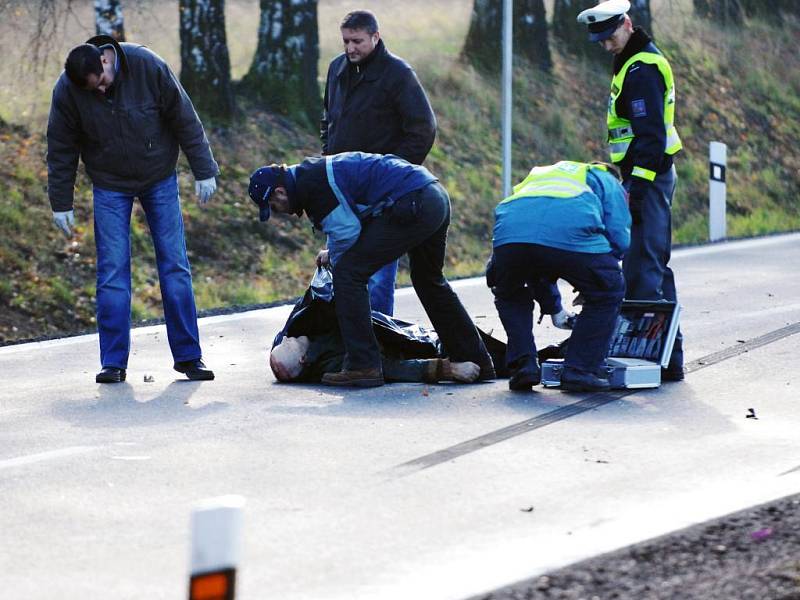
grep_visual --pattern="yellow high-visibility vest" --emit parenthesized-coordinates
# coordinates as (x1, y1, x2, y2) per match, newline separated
(499, 161, 608, 204)
(607, 50, 682, 181)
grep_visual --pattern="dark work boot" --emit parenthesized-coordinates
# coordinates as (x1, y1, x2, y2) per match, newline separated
(477, 356, 496, 381)
(174, 359, 215, 381)
(560, 366, 611, 393)
(508, 357, 541, 391)
(661, 366, 685, 382)
(96, 367, 126, 384)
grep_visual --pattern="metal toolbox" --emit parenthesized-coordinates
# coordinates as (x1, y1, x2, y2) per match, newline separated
(541, 300, 681, 389)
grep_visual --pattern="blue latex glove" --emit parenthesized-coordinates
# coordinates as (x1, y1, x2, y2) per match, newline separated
(195, 177, 217, 205)
(52, 209, 75, 237)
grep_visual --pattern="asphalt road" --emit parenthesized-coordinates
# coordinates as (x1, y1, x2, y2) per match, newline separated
(1, 233, 799, 600)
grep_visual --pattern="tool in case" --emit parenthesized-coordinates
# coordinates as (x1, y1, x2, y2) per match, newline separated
(541, 300, 681, 389)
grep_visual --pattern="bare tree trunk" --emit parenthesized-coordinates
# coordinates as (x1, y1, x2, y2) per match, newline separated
(693, 0, 744, 26)
(516, 0, 552, 71)
(242, 0, 320, 127)
(463, 0, 552, 72)
(95, 0, 125, 41)
(552, 0, 607, 61)
(628, 0, 652, 35)
(179, 0, 235, 121)
(740, 0, 794, 22)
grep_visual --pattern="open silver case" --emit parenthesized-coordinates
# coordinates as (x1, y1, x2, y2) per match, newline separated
(541, 300, 682, 389)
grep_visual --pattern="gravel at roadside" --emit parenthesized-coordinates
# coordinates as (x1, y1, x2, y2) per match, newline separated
(470, 493, 800, 600)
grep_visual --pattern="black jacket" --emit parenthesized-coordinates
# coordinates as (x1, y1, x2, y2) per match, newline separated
(320, 40, 436, 165)
(47, 36, 219, 211)
(612, 28, 674, 179)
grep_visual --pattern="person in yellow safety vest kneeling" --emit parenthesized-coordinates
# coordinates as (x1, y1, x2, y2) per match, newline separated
(486, 161, 631, 393)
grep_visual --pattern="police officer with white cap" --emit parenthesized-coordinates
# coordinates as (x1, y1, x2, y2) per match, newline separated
(577, 0, 685, 381)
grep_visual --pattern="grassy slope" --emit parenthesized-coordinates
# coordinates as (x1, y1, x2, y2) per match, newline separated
(1, 9, 799, 343)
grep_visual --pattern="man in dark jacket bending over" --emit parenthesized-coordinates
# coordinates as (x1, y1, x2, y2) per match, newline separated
(248, 152, 495, 388)
(320, 10, 436, 317)
(47, 36, 218, 383)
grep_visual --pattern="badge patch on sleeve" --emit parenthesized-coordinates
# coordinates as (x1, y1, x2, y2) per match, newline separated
(631, 99, 647, 117)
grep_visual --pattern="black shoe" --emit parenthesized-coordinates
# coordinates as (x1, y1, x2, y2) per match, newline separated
(96, 367, 126, 383)
(477, 356, 496, 381)
(174, 359, 215, 381)
(508, 358, 541, 391)
(560, 367, 611, 393)
(661, 367, 685, 382)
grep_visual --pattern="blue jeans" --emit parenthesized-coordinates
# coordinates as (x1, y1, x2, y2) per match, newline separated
(93, 173, 202, 368)
(624, 166, 683, 370)
(368, 260, 398, 316)
(488, 243, 625, 374)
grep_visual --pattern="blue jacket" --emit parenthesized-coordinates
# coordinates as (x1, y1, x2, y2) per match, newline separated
(289, 152, 437, 264)
(492, 168, 631, 258)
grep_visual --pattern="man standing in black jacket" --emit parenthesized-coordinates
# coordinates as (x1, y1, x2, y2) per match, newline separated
(47, 36, 218, 384)
(320, 10, 436, 316)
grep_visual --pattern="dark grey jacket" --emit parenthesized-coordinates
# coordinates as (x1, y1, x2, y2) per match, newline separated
(47, 36, 219, 211)
(320, 40, 436, 165)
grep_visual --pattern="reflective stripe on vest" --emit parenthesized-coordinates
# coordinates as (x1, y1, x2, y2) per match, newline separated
(607, 50, 682, 163)
(499, 161, 605, 204)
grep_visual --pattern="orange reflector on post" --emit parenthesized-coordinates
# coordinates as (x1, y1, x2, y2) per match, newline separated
(189, 496, 244, 600)
(189, 568, 236, 600)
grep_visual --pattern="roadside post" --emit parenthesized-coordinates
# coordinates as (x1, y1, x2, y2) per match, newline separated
(188, 495, 246, 600)
(709, 141, 727, 241)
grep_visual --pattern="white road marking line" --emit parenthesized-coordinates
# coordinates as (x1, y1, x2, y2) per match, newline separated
(0, 446, 99, 470)
(1, 233, 797, 355)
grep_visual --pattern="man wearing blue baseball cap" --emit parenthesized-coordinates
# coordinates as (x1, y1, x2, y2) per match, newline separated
(248, 152, 495, 388)
(577, 0, 685, 382)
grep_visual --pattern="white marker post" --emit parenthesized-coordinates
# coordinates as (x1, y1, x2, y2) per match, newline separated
(188, 495, 245, 600)
(709, 141, 727, 242)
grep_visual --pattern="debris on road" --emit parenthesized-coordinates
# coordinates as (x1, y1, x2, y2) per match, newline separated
(746, 408, 758, 419)
(750, 527, 774, 542)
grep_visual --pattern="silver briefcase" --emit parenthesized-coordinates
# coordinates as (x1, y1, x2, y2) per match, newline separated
(541, 300, 681, 389)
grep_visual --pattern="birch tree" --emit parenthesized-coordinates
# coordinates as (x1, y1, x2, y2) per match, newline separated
(552, 0, 605, 60)
(179, 0, 235, 120)
(693, 0, 744, 26)
(462, 0, 552, 72)
(95, 0, 125, 41)
(628, 0, 651, 35)
(242, 0, 320, 127)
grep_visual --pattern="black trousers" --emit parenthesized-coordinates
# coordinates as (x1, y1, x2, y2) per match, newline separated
(332, 183, 492, 371)
(489, 243, 625, 374)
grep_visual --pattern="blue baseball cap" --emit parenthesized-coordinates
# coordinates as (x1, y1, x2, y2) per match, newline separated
(248, 165, 284, 222)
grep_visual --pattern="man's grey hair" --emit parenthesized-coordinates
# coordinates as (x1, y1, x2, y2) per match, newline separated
(340, 10, 379, 34)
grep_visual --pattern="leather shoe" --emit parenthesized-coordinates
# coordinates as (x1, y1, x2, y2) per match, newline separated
(560, 367, 611, 393)
(321, 368, 384, 388)
(477, 356, 496, 381)
(174, 359, 215, 381)
(661, 366, 685, 382)
(96, 367, 126, 383)
(508, 358, 541, 391)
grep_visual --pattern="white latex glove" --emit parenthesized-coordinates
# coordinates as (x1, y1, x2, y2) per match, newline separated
(52, 209, 75, 238)
(195, 177, 217, 205)
(551, 308, 577, 330)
